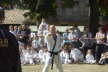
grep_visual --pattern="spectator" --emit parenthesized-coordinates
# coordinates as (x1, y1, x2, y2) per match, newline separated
(84, 49, 96, 64)
(9, 25, 14, 34)
(70, 43, 83, 63)
(32, 35, 40, 51)
(62, 29, 70, 45)
(60, 49, 72, 64)
(19, 24, 31, 49)
(79, 27, 94, 58)
(95, 27, 105, 63)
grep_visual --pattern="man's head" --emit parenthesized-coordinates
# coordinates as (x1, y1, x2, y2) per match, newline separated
(49, 25, 56, 34)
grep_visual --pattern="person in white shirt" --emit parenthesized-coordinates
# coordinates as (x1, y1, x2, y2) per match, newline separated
(42, 25, 63, 72)
(84, 49, 96, 64)
(38, 48, 45, 63)
(60, 49, 72, 64)
(70, 43, 83, 63)
(24, 47, 35, 64)
(32, 35, 40, 51)
(95, 27, 105, 63)
(42, 48, 49, 64)
(32, 48, 39, 64)
(38, 18, 48, 33)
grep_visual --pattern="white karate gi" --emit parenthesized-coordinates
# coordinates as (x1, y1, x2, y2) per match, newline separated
(32, 39, 40, 49)
(84, 54, 96, 64)
(42, 34, 63, 72)
(39, 49, 44, 63)
(24, 50, 34, 64)
(60, 51, 71, 64)
(70, 48, 83, 62)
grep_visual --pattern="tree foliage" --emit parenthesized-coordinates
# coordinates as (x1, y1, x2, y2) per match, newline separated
(97, 0, 108, 16)
(20, 0, 57, 22)
(0, 0, 19, 9)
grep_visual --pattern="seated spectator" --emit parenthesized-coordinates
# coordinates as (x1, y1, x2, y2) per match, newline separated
(84, 49, 96, 64)
(41, 48, 49, 64)
(60, 49, 72, 64)
(70, 43, 83, 63)
(98, 52, 108, 65)
(38, 48, 45, 63)
(23, 47, 35, 65)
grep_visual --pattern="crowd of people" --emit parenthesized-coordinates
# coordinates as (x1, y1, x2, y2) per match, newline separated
(8, 18, 108, 65)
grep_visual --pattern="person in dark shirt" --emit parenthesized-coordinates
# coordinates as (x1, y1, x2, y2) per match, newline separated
(19, 24, 31, 49)
(0, 6, 22, 72)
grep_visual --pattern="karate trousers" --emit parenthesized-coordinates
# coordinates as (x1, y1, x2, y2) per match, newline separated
(42, 54, 63, 72)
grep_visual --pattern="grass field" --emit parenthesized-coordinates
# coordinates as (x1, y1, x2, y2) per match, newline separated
(22, 64, 108, 72)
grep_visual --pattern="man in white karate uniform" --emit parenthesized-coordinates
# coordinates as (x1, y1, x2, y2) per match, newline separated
(42, 25, 63, 72)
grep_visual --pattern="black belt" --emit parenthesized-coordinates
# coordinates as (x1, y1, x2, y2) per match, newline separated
(48, 51, 59, 55)
(48, 51, 60, 70)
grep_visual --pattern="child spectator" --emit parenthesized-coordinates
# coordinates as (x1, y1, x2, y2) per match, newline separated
(32, 35, 40, 51)
(38, 48, 45, 63)
(60, 49, 72, 64)
(41, 48, 49, 64)
(70, 43, 83, 63)
(84, 49, 96, 64)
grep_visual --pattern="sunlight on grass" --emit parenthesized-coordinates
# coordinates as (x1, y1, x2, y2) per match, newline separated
(22, 64, 108, 72)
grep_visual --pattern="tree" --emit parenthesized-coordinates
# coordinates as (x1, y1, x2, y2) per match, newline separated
(20, 0, 57, 25)
(0, 0, 19, 9)
(89, 0, 100, 37)
(97, 0, 108, 16)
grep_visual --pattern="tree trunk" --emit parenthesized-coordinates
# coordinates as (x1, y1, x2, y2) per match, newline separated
(89, 0, 100, 37)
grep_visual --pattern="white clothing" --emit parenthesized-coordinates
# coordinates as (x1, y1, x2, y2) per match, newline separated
(106, 32, 108, 43)
(38, 22, 48, 32)
(31, 32, 36, 38)
(95, 32, 105, 44)
(9, 30, 15, 35)
(43, 30, 49, 36)
(32, 40, 40, 49)
(60, 51, 71, 64)
(45, 34, 62, 52)
(24, 52, 34, 64)
(68, 32, 79, 42)
(41, 52, 49, 64)
(84, 54, 96, 64)
(42, 33, 63, 72)
(70, 48, 83, 62)
(39, 49, 44, 63)
(42, 54, 63, 72)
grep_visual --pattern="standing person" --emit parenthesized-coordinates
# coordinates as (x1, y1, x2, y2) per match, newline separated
(9, 25, 14, 34)
(0, 6, 22, 72)
(79, 27, 94, 58)
(42, 25, 63, 72)
(95, 27, 105, 63)
(38, 18, 48, 34)
(62, 29, 70, 45)
(20, 24, 31, 49)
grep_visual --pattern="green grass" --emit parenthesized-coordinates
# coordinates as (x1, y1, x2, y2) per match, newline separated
(22, 64, 108, 72)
